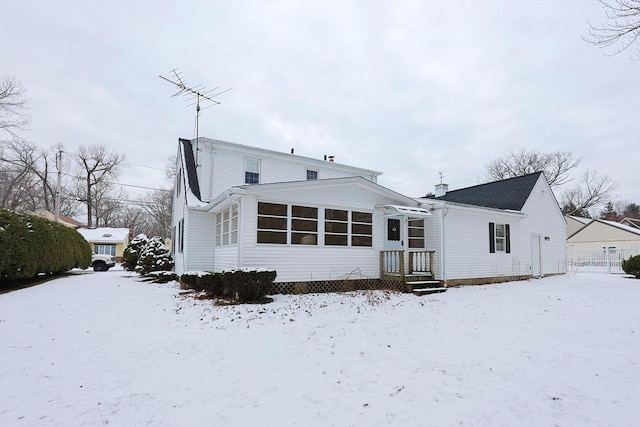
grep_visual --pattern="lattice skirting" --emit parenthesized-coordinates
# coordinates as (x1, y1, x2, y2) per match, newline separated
(269, 278, 406, 295)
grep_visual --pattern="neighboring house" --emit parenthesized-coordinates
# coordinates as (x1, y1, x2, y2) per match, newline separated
(77, 227, 130, 262)
(567, 219, 640, 271)
(620, 217, 640, 230)
(417, 172, 567, 286)
(32, 210, 84, 228)
(565, 215, 592, 237)
(172, 137, 566, 289)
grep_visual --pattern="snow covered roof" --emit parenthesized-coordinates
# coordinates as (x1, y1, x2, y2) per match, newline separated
(568, 215, 592, 225)
(77, 227, 130, 244)
(598, 219, 640, 236)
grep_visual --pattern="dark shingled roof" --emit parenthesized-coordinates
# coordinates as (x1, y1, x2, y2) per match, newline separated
(180, 138, 202, 201)
(434, 172, 543, 211)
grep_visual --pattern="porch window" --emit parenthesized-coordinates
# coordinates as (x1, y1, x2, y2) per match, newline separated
(245, 158, 260, 184)
(408, 218, 425, 248)
(257, 202, 288, 244)
(325, 209, 348, 246)
(489, 222, 510, 253)
(94, 244, 116, 257)
(292, 205, 318, 245)
(351, 211, 372, 247)
(306, 169, 318, 180)
(215, 204, 239, 246)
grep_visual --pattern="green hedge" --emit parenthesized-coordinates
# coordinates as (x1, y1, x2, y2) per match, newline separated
(622, 254, 640, 279)
(0, 209, 92, 282)
(180, 269, 277, 302)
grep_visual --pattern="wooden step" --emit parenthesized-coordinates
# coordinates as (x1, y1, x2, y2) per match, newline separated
(406, 280, 441, 286)
(413, 287, 447, 296)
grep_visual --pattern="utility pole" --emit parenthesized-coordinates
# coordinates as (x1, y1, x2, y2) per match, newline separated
(54, 150, 62, 222)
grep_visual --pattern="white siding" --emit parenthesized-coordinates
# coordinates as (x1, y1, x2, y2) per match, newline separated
(198, 140, 378, 201)
(520, 177, 567, 275)
(185, 211, 215, 271)
(236, 187, 392, 283)
(442, 207, 527, 280)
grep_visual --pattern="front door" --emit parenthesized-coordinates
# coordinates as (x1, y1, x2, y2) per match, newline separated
(385, 216, 404, 251)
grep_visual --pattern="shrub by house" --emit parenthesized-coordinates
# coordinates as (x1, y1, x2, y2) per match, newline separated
(0, 209, 91, 282)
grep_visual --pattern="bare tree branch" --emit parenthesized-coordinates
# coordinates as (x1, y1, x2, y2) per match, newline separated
(561, 169, 618, 215)
(0, 76, 30, 137)
(584, 0, 640, 57)
(485, 148, 580, 187)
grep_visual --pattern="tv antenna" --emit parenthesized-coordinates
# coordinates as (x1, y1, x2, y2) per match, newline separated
(159, 68, 232, 143)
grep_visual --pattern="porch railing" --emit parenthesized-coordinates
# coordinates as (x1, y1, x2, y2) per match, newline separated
(380, 250, 435, 279)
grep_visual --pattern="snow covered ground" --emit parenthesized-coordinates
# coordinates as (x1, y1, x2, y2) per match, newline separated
(1, 269, 638, 427)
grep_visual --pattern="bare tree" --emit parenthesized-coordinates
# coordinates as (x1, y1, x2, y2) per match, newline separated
(561, 169, 618, 215)
(485, 148, 580, 187)
(75, 144, 125, 228)
(584, 0, 640, 57)
(0, 76, 30, 137)
(140, 188, 173, 239)
(91, 182, 127, 227)
(0, 142, 40, 210)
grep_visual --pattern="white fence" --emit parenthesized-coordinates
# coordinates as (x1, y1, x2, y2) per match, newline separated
(566, 247, 639, 274)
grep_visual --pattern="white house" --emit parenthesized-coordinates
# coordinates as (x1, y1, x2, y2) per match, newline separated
(567, 219, 640, 273)
(172, 137, 566, 290)
(417, 172, 567, 286)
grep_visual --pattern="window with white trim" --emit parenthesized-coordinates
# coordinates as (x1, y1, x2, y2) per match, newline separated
(245, 158, 260, 184)
(325, 208, 348, 246)
(176, 168, 182, 196)
(215, 204, 239, 246)
(257, 202, 288, 244)
(489, 222, 510, 253)
(408, 219, 425, 248)
(178, 219, 184, 253)
(351, 211, 372, 247)
(94, 244, 116, 256)
(291, 205, 318, 245)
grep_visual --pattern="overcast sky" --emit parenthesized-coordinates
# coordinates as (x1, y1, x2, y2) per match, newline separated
(1, 0, 639, 211)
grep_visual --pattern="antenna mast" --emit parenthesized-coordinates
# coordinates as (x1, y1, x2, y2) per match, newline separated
(159, 68, 232, 163)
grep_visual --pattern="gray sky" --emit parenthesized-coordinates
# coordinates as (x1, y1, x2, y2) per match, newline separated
(1, 0, 639, 211)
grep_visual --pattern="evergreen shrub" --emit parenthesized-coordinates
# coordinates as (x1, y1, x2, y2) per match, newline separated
(122, 234, 148, 271)
(222, 269, 277, 302)
(622, 254, 640, 279)
(0, 209, 91, 282)
(135, 236, 173, 275)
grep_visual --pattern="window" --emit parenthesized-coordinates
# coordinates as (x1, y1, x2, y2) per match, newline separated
(178, 219, 184, 253)
(292, 205, 318, 245)
(94, 244, 116, 256)
(306, 169, 318, 180)
(171, 226, 176, 256)
(408, 219, 425, 248)
(351, 211, 372, 247)
(325, 209, 348, 246)
(245, 158, 260, 184)
(176, 168, 182, 196)
(257, 202, 288, 244)
(215, 204, 239, 246)
(489, 222, 510, 253)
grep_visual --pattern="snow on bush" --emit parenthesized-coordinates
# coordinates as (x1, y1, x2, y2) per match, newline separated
(122, 234, 149, 271)
(135, 236, 173, 275)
